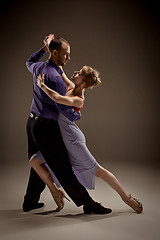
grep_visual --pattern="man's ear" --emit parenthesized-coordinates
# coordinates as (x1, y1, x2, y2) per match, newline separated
(53, 49, 57, 56)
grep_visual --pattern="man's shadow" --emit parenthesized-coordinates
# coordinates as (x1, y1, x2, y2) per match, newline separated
(0, 208, 133, 237)
(34, 208, 133, 222)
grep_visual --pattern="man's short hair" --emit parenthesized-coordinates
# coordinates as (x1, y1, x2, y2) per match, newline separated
(49, 37, 69, 52)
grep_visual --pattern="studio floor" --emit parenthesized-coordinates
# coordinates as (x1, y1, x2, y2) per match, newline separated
(0, 161, 159, 240)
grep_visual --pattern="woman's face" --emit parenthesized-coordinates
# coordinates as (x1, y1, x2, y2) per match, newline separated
(71, 69, 84, 86)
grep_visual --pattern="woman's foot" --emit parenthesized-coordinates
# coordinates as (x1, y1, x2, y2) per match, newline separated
(126, 194, 143, 214)
(52, 190, 65, 211)
(52, 189, 70, 212)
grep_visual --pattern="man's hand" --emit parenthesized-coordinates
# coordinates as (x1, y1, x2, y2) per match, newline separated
(43, 34, 54, 52)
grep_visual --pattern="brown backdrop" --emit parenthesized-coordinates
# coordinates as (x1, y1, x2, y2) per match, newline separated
(0, 0, 159, 170)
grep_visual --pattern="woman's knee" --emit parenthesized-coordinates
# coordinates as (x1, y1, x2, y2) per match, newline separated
(29, 156, 35, 167)
(29, 156, 40, 167)
(29, 156, 44, 168)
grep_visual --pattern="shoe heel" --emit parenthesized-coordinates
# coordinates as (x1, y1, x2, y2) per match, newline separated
(64, 195, 70, 202)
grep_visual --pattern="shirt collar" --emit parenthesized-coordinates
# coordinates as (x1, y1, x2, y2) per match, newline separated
(46, 59, 63, 75)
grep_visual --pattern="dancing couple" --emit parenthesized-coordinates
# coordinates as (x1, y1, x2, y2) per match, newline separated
(23, 34, 143, 214)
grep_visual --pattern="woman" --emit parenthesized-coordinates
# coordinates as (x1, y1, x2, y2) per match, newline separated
(29, 64, 143, 214)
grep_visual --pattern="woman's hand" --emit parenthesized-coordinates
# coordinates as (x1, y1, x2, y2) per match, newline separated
(43, 34, 54, 52)
(37, 73, 45, 88)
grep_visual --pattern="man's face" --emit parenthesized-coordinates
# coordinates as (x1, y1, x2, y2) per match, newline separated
(57, 42, 71, 66)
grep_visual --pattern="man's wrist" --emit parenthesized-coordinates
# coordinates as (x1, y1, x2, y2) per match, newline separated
(42, 45, 48, 52)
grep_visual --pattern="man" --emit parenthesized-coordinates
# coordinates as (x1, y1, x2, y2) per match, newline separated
(23, 34, 112, 214)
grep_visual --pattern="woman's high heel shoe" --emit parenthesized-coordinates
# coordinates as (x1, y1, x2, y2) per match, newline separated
(127, 194, 143, 214)
(54, 190, 70, 212)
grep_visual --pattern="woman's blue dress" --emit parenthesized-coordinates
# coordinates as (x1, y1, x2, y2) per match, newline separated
(33, 113, 98, 190)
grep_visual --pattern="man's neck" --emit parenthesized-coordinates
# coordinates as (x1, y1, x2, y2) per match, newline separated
(48, 54, 59, 67)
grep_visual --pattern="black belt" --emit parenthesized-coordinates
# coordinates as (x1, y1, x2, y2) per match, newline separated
(29, 113, 53, 123)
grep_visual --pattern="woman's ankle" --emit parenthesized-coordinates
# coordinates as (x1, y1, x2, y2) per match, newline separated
(125, 194, 139, 211)
(121, 193, 130, 203)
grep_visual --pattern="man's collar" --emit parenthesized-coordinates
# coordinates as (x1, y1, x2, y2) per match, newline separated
(46, 59, 63, 75)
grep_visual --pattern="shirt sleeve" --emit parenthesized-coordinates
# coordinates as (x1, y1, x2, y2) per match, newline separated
(26, 48, 46, 74)
(54, 76, 81, 121)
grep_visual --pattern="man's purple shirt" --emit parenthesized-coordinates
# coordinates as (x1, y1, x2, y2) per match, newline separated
(26, 48, 80, 122)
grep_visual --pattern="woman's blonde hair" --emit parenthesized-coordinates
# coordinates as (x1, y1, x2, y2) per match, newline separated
(81, 66, 101, 89)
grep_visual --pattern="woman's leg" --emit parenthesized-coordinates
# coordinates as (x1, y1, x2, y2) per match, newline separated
(96, 164, 140, 211)
(29, 156, 65, 211)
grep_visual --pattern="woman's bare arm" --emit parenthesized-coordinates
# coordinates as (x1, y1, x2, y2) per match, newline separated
(37, 74, 83, 108)
(59, 66, 75, 91)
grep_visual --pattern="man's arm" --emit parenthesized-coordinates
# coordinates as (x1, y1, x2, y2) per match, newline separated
(26, 34, 53, 74)
(26, 47, 47, 74)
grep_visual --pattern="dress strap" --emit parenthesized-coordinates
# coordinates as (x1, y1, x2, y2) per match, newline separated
(67, 88, 74, 93)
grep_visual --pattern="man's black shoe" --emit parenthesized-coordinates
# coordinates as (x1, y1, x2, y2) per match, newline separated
(23, 202, 44, 212)
(83, 201, 112, 214)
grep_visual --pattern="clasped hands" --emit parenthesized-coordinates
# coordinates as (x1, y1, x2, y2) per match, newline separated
(43, 33, 54, 52)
